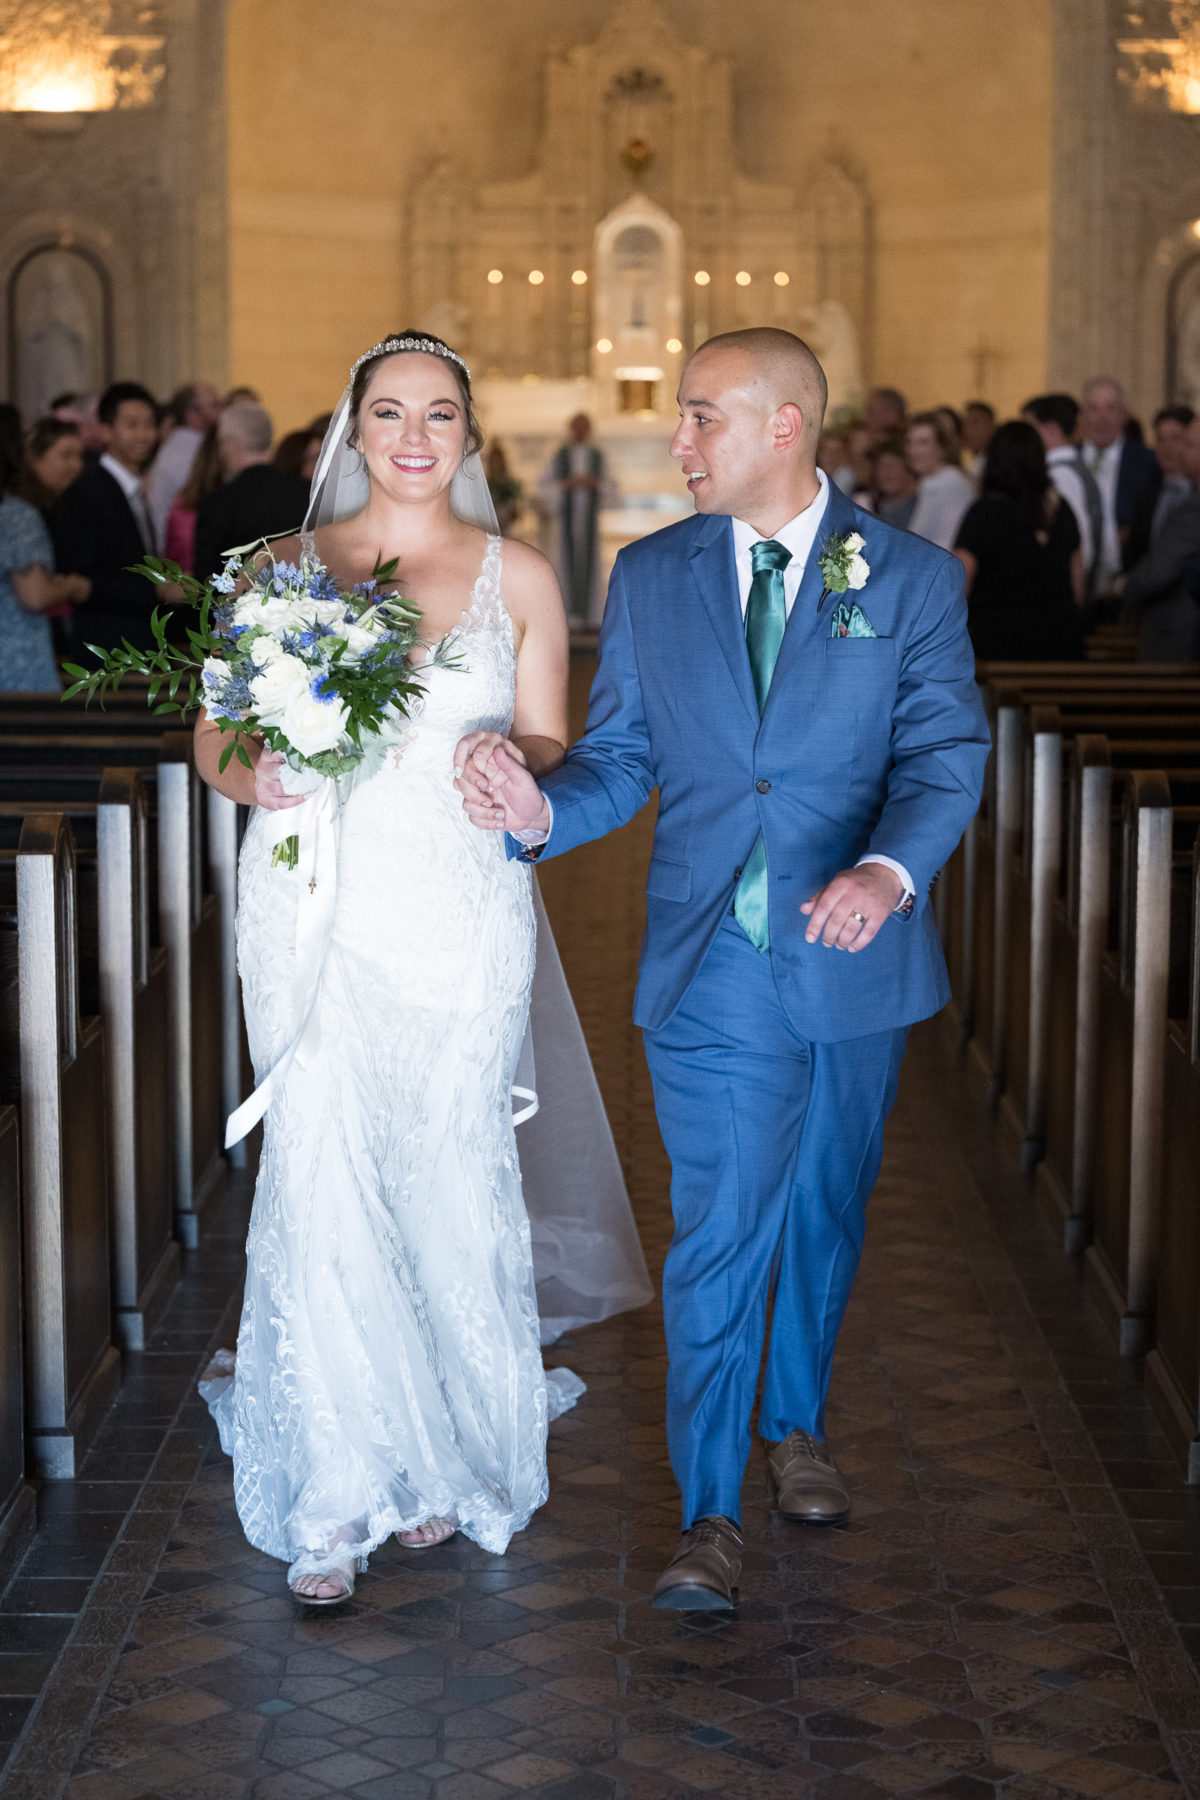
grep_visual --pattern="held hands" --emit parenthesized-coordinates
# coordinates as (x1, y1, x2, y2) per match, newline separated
(253, 748, 309, 812)
(801, 861, 904, 953)
(454, 732, 550, 834)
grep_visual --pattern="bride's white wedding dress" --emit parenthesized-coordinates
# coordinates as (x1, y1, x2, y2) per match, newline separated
(205, 533, 590, 1583)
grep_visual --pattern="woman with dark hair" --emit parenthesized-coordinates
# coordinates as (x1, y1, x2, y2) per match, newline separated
(193, 331, 646, 1606)
(272, 427, 323, 486)
(869, 437, 918, 528)
(18, 417, 85, 514)
(0, 420, 90, 690)
(954, 419, 1086, 661)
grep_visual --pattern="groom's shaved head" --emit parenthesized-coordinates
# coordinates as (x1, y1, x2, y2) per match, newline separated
(684, 328, 828, 452)
(672, 327, 829, 530)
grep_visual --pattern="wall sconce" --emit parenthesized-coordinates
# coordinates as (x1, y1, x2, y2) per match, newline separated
(0, 1, 164, 132)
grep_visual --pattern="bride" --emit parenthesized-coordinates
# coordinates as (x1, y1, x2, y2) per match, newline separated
(195, 332, 629, 1605)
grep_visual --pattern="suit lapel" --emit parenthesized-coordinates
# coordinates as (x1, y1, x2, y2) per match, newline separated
(687, 515, 759, 728)
(760, 478, 858, 725)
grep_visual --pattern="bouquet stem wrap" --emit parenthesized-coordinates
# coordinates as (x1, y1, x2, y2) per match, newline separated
(224, 780, 341, 1147)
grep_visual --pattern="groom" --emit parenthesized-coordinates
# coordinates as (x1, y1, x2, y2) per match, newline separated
(458, 328, 989, 1610)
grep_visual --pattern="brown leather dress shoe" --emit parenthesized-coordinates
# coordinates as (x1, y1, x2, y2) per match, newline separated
(767, 1430, 850, 1524)
(651, 1515, 742, 1611)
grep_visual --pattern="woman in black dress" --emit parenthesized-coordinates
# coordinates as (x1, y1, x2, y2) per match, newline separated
(954, 420, 1086, 661)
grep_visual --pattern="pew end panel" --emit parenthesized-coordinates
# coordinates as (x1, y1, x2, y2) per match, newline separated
(16, 815, 119, 1478)
(0, 1103, 34, 1581)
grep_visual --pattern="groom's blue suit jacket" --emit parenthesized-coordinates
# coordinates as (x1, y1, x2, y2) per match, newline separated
(524, 479, 990, 1042)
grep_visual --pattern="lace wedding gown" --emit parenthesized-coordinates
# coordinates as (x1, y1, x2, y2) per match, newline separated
(205, 534, 588, 1583)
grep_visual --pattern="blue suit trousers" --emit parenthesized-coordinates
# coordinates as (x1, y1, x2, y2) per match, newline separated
(642, 914, 907, 1530)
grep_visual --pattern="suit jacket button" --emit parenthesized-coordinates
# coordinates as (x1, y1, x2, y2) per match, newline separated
(733, 866, 743, 880)
(756, 779, 771, 794)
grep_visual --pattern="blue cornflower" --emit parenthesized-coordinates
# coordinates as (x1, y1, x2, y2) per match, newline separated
(311, 674, 338, 704)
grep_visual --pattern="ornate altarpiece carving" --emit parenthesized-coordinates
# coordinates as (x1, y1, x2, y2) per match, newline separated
(404, 1, 872, 414)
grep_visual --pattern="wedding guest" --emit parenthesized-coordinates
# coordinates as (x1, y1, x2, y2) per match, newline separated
(907, 411, 975, 549)
(18, 417, 88, 656)
(273, 427, 323, 486)
(1023, 392, 1101, 585)
(146, 381, 222, 545)
(193, 404, 307, 582)
(538, 413, 617, 625)
(870, 438, 918, 528)
(935, 406, 965, 465)
(1079, 375, 1160, 593)
(18, 417, 84, 514)
(962, 401, 996, 486)
(51, 391, 104, 459)
(1125, 405, 1194, 566)
(842, 423, 874, 506)
(954, 420, 1085, 662)
(1120, 412, 1200, 661)
(817, 428, 850, 489)
(49, 380, 161, 658)
(0, 428, 90, 691)
(484, 441, 523, 535)
(864, 385, 906, 447)
(164, 422, 223, 573)
(223, 384, 261, 407)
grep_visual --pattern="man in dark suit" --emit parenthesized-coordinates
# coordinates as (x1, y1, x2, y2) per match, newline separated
(50, 381, 161, 658)
(1121, 413, 1200, 661)
(1079, 377, 1161, 596)
(193, 405, 307, 582)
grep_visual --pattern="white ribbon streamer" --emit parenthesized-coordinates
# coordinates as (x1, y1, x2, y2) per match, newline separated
(224, 782, 341, 1147)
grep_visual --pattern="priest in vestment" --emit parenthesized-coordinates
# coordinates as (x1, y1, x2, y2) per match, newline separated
(539, 414, 617, 626)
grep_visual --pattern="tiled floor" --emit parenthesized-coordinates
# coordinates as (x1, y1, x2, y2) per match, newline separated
(4, 662, 1200, 1798)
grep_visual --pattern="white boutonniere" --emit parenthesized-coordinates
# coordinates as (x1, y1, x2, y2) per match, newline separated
(817, 530, 870, 610)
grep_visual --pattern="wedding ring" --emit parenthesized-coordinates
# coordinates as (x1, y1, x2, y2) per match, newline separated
(850, 910, 867, 925)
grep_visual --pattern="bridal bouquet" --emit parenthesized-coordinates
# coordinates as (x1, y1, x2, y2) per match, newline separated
(63, 546, 456, 867)
(64, 547, 449, 774)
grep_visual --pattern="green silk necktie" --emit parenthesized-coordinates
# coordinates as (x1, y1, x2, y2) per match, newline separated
(733, 537, 792, 951)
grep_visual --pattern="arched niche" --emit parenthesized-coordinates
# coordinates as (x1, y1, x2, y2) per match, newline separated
(591, 195, 682, 416)
(7, 242, 112, 419)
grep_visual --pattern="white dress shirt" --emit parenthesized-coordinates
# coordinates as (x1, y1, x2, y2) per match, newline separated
(1082, 438, 1122, 589)
(517, 474, 914, 909)
(1046, 444, 1095, 571)
(100, 452, 156, 554)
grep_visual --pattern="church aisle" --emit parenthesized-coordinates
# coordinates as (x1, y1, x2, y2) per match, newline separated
(3, 677, 1200, 1796)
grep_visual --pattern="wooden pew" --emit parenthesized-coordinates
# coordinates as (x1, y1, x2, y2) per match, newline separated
(0, 816, 119, 1476)
(962, 678, 1200, 1106)
(1002, 705, 1200, 1174)
(0, 1101, 32, 1572)
(1145, 830, 1200, 1474)
(0, 733, 232, 1240)
(1085, 775, 1199, 1356)
(0, 776, 179, 1350)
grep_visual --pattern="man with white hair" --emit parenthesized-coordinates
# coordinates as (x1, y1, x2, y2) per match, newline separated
(1079, 376, 1161, 596)
(193, 403, 307, 581)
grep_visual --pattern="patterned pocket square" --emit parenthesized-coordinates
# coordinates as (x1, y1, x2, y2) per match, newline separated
(830, 601, 878, 639)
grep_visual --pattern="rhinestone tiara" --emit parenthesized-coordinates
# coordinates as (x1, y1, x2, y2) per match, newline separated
(350, 335, 471, 381)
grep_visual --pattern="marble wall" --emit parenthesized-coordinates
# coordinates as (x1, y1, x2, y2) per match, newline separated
(226, 0, 1054, 434)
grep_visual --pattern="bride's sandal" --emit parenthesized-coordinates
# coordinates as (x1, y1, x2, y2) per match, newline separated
(288, 1562, 356, 1607)
(400, 1516, 458, 1550)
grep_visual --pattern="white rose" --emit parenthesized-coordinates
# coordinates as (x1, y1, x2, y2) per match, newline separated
(248, 653, 310, 721)
(200, 655, 227, 687)
(235, 590, 306, 635)
(278, 690, 350, 759)
(846, 552, 870, 591)
(248, 634, 282, 667)
(844, 531, 866, 555)
(339, 622, 377, 658)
